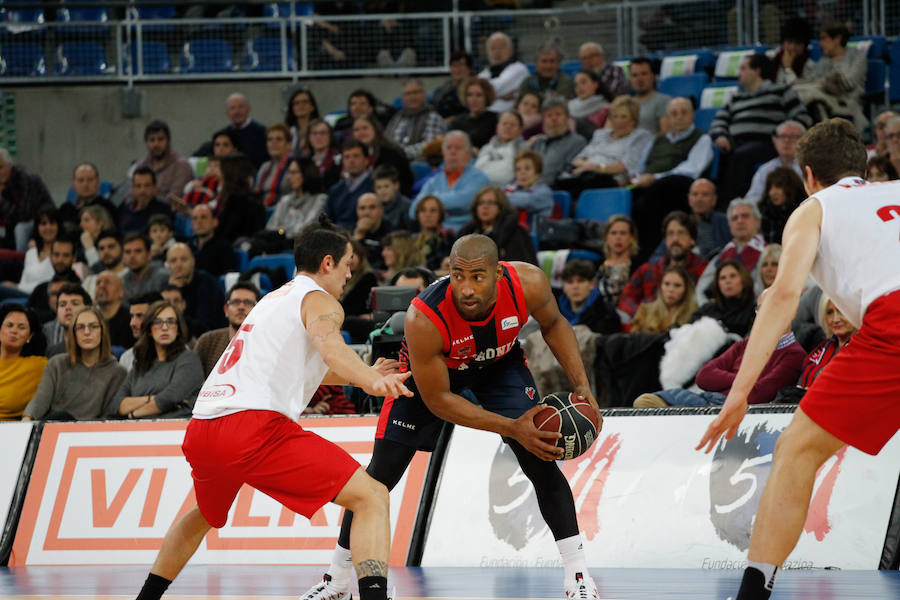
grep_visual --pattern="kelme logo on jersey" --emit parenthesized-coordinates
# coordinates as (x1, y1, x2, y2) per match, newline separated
(501, 316, 519, 330)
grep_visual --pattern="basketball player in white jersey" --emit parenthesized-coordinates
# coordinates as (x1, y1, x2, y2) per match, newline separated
(135, 216, 412, 600)
(697, 118, 900, 600)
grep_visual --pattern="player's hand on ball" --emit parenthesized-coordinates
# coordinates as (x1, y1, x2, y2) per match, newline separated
(696, 393, 748, 454)
(513, 405, 565, 461)
(574, 385, 602, 419)
(368, 371, 413, 398)
(372, 357, 402, 375)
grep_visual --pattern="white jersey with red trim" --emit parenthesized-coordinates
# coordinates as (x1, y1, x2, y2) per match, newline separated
(192, 275, 330, 422)
(810, 177, 900, 328)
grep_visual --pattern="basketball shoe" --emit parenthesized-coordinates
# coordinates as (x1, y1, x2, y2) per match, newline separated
(300, 574, 351, 600)
(565, 572, 598, 600)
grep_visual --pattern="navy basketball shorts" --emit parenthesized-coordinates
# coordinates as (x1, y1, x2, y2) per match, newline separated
(375, 350, 539, 452)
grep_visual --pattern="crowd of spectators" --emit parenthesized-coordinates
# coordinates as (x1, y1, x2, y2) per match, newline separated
(0, 14, 893, 420)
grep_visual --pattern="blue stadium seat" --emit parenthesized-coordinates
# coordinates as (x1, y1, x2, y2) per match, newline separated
(560, 59, 581, 78)
(891, 41, 900, 104)
(659, 50, 715, 79)
(263, 3, 314, 28)
(713, 47, 765, 80)
(699, 83, 738, 108)
(809, 40, 822, 62)
(411, 161, 431, 183)
(64, 181, 113, 204)
(243, 37, 294, 72)
(575, 188, 631, 221)
(129, 4, 176, 33)
(707, 145, 720, 180)
(865, 58, 886, 99)
(248, 253, 295, 282)
(0, 43, 46, 76)
(233, 248, 249, 272)
(694, 107, 718, 132)
(125, 41, 171, 75)
(180, 39, 234, 74)
(2, 0, 45, 28)
(56, 0, 108, 36)
(657, 72, 709, 106)
(849, 36, 888, 59)
(54, 42, 107, 76)
(173, 213, 194, 239)
(567, 249, 602, 264)
(551, 190, 572, 219)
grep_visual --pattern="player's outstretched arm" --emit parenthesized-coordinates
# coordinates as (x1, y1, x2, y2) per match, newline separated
(303, 291, 412, 398)
(697, 199, 822, 453)
(405, 305, 563, 461)
(513, 262, 600, 413)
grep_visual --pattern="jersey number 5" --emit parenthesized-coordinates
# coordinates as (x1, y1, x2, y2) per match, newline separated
(217, 324, 254, 374)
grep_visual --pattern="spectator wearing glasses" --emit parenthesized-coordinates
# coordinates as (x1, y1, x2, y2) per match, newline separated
(110, 300, 204, 419)
(194, 282, 262, 377)
(743, 121, 806, 203)
(23, 306, 127, 421)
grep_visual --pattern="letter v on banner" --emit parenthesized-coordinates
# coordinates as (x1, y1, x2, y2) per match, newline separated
(91, 469, 142, 527)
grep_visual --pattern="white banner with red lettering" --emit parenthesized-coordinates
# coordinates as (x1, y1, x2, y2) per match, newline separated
(0, 422, 35, 536)
(422, 414, 900, 569)
(11, 419, 429, 566)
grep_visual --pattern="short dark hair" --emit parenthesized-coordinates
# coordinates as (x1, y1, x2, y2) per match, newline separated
(132, 166, 157, 185)
(820, 21, 850, 46)
(50, 270, 81, 285)
(0, 304, 46, 357)
(629, 56, 655, 72)
(781, 16, 812, 46)
(662, 210, 698, 241)
(162, 283, 184, 297)
(347, 89, 376, 110)
(51, 237, 75, 254)
(867, 155, 900, 180)
(227, 280, 262, 302)
(123, 232, 151, 252)
(392, 267, 436, 288)
(450, 50, 474, 69)
(131, 292, 162, 306)
(746, 53, 774, 81)
(96, 229, 122, 247)
(148, 213, 173, 231)
(144, 120, 170, 142)
(294, 214, 351, 274)
(57, 283, 92, 306)
(342, 139, 369, 158)
(373, 163, 399, 183)
(796, 118, 867, 186)
(562, 259, 595, 281)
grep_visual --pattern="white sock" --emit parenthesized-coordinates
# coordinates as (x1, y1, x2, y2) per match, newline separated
(557, 534, 589, 583)
(327, 544, 353, 591)
(747, 561, 779, 591)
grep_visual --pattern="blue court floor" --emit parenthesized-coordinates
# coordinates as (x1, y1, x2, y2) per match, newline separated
(0, 565, 897, 599)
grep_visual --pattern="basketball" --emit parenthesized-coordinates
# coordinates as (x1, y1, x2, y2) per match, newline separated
(533, 392, 602, 460)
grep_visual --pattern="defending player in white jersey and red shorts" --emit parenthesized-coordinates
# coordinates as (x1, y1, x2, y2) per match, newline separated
(697, 118, 900, 600)
(134, 216, 413, 600)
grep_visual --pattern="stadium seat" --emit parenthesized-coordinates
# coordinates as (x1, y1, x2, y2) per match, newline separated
(659, 50, 714, 79)
(2, 0, 45, 29)
(849, 36, 887, 59)
(567, 249, 602, 264)
(0, 42, 46, 76)
(551, 190, 572, 219)
(173, 214, 194, 239)
(56, 0, 108, 36)
(575, 188, 631, 221)
(124, 41, 171, 75)
(180, 39, 234, 74)
(713, 48, 762, 80)
(129, 4, 176, 33)
(612, 57, 631, 75)
(865, 58, 886, 101)
(560, 59, 581, 78)
(233, 248, 249, 272)
(706, 145, 720, 180)
(243, 37, 294, 72)
(694, 107, 718, 132)
(411, 161, 431, 183)
(890, 41, 900, 104)
(248, 253, 295, 282)
(54, 42, 107, 76)
(324, 109, 346, 128)
(64, 181, 113, 204)
(658, 73, 709, 106)
(699, 83, 737, 109)
(263, 2, 314, 29)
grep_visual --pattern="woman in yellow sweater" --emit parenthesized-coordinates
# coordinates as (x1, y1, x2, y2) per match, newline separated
(0, 303, 47, 420)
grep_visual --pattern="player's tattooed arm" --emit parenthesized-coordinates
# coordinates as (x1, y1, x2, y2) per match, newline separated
(307, 310, 344, 344)
(355, 559, 388, 578)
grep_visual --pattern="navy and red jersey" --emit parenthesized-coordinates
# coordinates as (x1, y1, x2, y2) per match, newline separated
(401, 261, 529, 372)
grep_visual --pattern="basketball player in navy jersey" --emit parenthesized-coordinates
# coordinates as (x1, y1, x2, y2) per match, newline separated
(698, 119, 900, 599)
(305, 234, 603, 600)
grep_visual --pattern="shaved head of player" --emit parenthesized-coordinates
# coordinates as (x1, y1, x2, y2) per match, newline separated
(448, 234, 503, 320)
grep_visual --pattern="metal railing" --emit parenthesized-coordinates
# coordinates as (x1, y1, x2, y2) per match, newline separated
(0, 1, 894, 85)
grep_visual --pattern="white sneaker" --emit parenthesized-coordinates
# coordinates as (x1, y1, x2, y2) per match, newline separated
(300, 574, 351, 600)
(564, 572, 598, 600)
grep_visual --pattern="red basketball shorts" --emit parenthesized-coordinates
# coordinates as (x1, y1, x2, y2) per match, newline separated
(800, 289, 900, 455)
(182, 410, 361, 528)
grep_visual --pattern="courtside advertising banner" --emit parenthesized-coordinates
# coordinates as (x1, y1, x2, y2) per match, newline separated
(11, 419, 429, 565)
(422, 414, 900, 569)
(0, 422, 35, 541)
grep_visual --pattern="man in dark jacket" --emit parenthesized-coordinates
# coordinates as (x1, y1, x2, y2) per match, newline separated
(0, 148, 53, 249)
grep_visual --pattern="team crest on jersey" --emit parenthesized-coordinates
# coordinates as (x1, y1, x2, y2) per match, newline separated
(501, 316, 519, 330)
(525, 386, 536, 400)
(454, 344, 474, 357)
